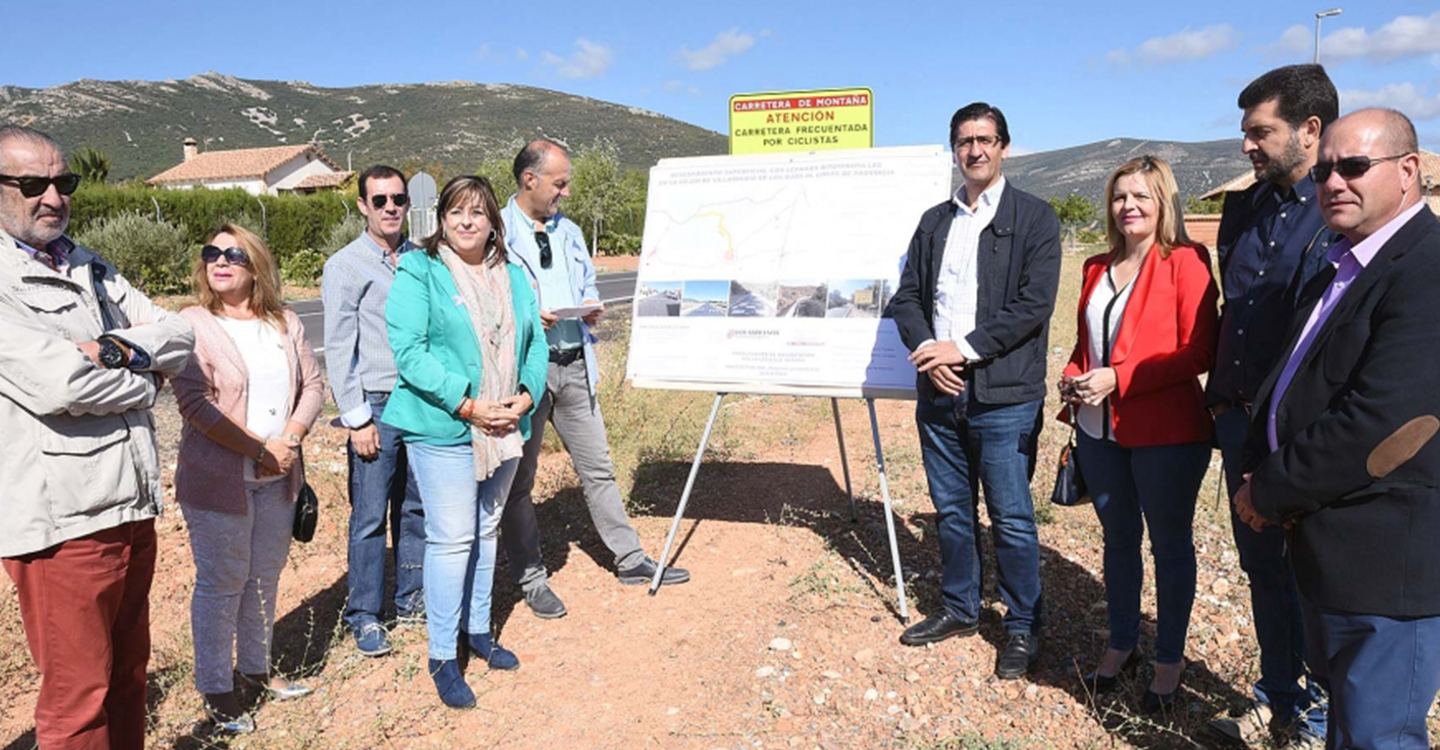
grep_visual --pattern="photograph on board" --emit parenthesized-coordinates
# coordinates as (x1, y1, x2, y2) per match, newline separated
(826, 279, 884, 319)
(636, 281, 683, 317)
(776, 281, 828, 318)
(728, 280, 778, 318)
(681, 280, 731, 317)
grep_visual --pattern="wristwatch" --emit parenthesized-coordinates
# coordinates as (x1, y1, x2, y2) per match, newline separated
(97, 336, 128, 369)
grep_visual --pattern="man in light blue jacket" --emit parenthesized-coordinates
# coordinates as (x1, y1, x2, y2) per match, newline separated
(500, 139, 690, 618)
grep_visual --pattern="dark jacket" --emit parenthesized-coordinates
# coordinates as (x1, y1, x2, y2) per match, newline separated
(1206, 178, 1336, 407)
(885, 182, 1061, 404)
(1243, 206, 1440, 617)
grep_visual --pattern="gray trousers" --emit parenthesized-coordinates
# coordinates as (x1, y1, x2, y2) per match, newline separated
(501, 357, 643, 592)
(182, 481, 293, 694)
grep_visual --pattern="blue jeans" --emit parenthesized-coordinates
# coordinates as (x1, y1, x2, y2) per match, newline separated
(915, 393, 1043, 634)
(407, 442, 518, 661)
(1216, 406, 1326, 735)
(1076, 432, 1208, 664)
(344, 394, 426, 631)
(1302, 600, 1440, 750)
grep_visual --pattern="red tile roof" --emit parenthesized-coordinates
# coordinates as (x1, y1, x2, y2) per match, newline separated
(290, 171, 354, 190)
(148, 144, 343, 185)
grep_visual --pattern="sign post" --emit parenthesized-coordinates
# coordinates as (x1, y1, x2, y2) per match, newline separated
(636, 143, 941, 625)
(730, 88, 873, 155)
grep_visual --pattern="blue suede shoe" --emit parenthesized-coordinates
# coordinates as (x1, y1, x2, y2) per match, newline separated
(468, 633, 520, 670)
(428, 659, 475, 709)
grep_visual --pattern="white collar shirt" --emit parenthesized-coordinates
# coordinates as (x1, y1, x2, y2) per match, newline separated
(933, 176, 1005, 361)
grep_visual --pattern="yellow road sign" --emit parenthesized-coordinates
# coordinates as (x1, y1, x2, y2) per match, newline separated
(729, 88, 873, 154)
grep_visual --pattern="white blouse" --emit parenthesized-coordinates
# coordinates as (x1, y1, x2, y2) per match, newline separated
(216, 316, 289, 484)
(1077, 267, 1136, 441)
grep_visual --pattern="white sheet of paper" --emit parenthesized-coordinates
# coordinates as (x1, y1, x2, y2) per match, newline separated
(550, 303, 603, 319)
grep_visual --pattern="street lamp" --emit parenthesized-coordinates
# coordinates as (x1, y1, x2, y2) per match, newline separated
(1315, 8, 1342, 64)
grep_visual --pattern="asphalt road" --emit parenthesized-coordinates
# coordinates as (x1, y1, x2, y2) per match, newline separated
(292, 270, 637, 355)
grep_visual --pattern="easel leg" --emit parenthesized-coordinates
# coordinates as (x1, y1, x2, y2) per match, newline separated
(867, 397, 910, 624)
(650, 393, 726, 596)
(831, 397, 857, 522)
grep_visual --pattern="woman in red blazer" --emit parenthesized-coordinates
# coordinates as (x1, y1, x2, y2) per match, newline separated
(1059, 156, 1218, 712)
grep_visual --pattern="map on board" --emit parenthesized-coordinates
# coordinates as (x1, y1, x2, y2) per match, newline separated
(625, 146, 952, 397)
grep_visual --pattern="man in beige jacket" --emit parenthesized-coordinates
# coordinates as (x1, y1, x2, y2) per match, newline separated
(0, 126, 194, 750)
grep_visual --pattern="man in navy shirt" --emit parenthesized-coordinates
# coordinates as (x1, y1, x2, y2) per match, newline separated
(1205, 64, 1338, 749)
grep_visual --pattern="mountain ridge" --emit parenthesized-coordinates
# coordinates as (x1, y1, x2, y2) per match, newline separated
(0, 72, 1253, 202)
(0, 71, 728, 180)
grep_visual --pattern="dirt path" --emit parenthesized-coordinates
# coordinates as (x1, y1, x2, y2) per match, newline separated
(2, 304, 1437, 749)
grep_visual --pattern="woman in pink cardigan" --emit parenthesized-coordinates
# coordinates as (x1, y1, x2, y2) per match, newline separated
(172, 223, 324, 734)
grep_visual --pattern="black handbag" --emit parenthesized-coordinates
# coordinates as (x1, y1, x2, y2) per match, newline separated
(292, 450, 319, 542)
(1050, 405, 1091, 507)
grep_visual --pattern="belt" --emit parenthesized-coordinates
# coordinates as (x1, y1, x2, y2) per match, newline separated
(549, 348, 584, 366)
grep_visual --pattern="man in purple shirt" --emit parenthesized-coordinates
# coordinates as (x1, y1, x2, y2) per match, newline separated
(1234, 108, 1440, 749)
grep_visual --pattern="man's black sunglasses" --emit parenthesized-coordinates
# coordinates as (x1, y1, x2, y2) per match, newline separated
(369, 193, 410, 209)
(0, 173, 82, 198)
(1310, 154, 1410, 183)
(201, 245, 252, 266)
(535, 231, 553, 269)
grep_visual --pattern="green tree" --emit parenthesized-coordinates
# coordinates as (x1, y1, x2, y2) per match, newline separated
(69, 147, 111, 185)
(473, 137, 526, 205)
(1048, 194, 1097, 249)
(1186, 194, 1224, 215)
(567, 137, 643, 255)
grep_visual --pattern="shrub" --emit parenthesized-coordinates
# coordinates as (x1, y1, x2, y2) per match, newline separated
(74, 212, 192, 295)
(69, 184, 349, 261)
(281, 249, 327, 286)
(599, 232, 642, 256)
(317, 213, 366, 257)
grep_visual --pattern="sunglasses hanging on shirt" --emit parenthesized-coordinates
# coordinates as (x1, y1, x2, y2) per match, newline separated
(535, 231, 553, 269)
(0, 173, 82, 198)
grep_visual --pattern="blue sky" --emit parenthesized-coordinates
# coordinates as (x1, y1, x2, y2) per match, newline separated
(13, 1, 1440, 153)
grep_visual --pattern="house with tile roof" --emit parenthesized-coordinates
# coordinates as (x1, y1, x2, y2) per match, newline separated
(148, 138, 353, 195)
(1198, 150, 1440, 216)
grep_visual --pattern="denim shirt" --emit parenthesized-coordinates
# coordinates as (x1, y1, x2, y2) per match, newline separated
(501, 197, 601, 390)
(1207, 176, 1333, 406)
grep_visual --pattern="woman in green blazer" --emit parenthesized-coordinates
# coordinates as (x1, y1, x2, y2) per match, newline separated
(383, 176, 547, 709)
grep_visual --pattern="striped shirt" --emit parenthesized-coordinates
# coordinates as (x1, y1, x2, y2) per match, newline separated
(321, 231, 414, 428)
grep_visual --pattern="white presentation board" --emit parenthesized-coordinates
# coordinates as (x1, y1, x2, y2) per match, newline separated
(625, 145, 952, 398)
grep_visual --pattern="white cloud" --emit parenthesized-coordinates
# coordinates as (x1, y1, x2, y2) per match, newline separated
(678, 29, 757, 71)
(542, 39, 614, 79)
(515, 48, 529, 62)
(1271, 12, 1440, 64)
(1108, 24, 1239, 66)
(1341, 83, 1440, 120)
(1263, 24, 1313, 58)
(662, 80, 683, 93)
(1323, 11, 1440, 63)
(475, 44, 492, 61)
(687, 86, 702, 96)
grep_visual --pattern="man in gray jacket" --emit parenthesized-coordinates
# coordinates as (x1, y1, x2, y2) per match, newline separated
(0, 126, 194, 750)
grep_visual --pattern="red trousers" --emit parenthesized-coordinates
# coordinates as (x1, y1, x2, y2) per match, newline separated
(3, 519, 157, 750)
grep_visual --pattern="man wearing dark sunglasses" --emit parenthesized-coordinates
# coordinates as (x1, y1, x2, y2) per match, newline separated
(0, 125, 196, 750)
(1233, 108, 1440, 750)
(498, 139, 689, 621)
(322, 164, 427, 657)
(1204, 64, 1340, 749)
